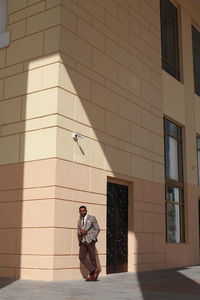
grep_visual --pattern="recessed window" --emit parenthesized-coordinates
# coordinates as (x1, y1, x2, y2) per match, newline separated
(160, 0, 180, 81)
(0, 0, 9, 48)
(192, 26, 200, 97)
(197, 136, 200, 186)
(164, 118, 185, 243)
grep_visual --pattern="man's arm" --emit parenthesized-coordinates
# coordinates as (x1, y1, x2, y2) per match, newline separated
(78, 220, 87, 236)
(92, 216, 100, 240)
(77, 221, 82, 242)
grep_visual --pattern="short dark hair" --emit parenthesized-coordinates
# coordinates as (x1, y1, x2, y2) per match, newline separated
(79, 205, 87, 210)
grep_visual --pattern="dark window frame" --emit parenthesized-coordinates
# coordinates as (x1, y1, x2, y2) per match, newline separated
(160, 0, 180, 81)
(192, 26, 200, 97)
(164, 118, 185, 243)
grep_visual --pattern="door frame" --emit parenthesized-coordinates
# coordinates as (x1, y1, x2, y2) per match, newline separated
(106, 177, 133, 274)
(198, 198, 200, 246)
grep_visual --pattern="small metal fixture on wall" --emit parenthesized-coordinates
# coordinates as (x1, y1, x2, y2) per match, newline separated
(72, 133, 85, 155)
(72, 133, 84, 141)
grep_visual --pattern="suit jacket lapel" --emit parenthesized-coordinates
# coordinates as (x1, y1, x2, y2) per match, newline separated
(84, 215, 92, 230)
(78, 216, 87, 229)
(78, 215, 91, 230)
(84, 215, 88, 229)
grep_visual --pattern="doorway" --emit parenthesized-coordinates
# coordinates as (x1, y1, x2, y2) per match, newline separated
(107, 182, 128, 274)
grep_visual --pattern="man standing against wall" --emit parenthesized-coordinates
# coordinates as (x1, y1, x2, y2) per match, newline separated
(78, 206, 100, 281)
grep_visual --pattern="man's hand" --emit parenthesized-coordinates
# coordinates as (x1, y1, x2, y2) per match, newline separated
(80, 229, 87, 235)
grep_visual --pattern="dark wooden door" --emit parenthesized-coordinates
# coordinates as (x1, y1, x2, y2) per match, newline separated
(107, 182, 128, 274)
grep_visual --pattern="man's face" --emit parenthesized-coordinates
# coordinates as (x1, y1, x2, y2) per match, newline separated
(79, 207, 87, 217)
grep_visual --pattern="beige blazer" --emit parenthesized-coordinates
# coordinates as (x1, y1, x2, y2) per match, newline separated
(77, 215, 100, 244)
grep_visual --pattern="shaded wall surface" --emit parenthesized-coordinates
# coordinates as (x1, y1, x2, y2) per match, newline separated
(0, 0, 199, 281)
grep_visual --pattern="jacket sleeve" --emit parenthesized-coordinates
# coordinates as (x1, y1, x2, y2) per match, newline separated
(77, 221, 81, 242)
(92, 216, 100, 240)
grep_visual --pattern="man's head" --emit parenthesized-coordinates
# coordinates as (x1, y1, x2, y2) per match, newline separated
(79, 205, 87, 217)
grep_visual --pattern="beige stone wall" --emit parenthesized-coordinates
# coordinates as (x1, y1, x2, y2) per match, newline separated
(0, 0, 200, 281)
(0, 0, 62, 280)
(162, 0, 200, 267)
(54, 0, 165, 279)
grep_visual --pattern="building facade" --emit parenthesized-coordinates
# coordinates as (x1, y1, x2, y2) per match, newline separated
(0, 0, 200, 281)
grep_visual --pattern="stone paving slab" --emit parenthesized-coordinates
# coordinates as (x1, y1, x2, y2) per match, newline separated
(0, 266, 200, 300)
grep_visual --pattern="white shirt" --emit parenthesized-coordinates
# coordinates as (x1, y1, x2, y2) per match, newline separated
(81, 214, 88, 229)
(81, 214, 88, 242)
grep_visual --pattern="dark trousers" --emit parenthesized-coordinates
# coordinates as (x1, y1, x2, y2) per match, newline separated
(79, 241, 97, 274)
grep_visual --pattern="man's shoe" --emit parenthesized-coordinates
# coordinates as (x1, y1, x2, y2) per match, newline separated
(85, 274, 94, 281)
(93, 268, 100, 281)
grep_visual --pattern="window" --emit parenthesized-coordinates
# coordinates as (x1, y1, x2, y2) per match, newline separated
(197, 136, 200, 186)
(160, 0, 180, 80)
(192, 26, 200, 97)
(0, 0, 9, 48)
(164, 118, 185, 243)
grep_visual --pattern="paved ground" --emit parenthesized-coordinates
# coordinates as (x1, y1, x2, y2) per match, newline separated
(0, 266, 200, 300)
